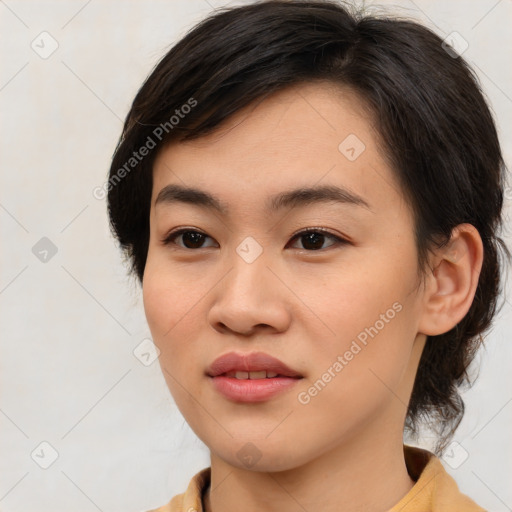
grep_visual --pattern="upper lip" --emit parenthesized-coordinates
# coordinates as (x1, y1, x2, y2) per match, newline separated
(207, 351, 303, 378)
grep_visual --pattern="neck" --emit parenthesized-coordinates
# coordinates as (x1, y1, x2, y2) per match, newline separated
(203, 427, 415, 512)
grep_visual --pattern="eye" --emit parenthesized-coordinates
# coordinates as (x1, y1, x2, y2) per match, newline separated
(161, 228, 218, 249)
(161, 227, 348, 251)
(287, 228, 348, 251)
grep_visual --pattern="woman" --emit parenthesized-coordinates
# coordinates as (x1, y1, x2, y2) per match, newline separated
(107, 1, 509, 510)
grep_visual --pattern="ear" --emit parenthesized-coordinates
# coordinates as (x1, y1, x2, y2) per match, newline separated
(418, 223, 484, 336)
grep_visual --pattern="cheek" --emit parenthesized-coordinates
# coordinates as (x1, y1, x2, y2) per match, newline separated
(142, 258, 201, 374)
(142, 251, 203, 337)
(142, 250, 222, 401)
(300, 248, 418, 351)
(142, 272, 174, 343)
(298, 245, 421, 401)
(143, 267, 205, 413)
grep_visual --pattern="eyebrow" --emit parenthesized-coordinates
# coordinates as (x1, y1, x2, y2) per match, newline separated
(155, 183, 372, 214)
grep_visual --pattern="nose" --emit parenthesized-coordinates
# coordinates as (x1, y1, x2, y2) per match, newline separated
(207, 246, 292, 336)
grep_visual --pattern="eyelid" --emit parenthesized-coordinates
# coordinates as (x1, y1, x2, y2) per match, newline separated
(289, 226, 345, 240)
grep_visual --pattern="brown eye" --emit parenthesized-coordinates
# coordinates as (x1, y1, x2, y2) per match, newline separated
(288, 229, 347, 251)
(162, 229, 217, 249)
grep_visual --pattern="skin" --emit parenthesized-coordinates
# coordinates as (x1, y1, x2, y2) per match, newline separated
(143, 82, 483, 512)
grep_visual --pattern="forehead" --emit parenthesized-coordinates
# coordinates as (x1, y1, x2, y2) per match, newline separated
(151, 82, 404, 216)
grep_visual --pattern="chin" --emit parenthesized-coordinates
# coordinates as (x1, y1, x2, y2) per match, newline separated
(213, 440, 309, 473)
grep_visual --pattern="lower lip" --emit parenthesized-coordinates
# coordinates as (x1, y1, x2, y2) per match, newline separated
(209, 375, 302, 402)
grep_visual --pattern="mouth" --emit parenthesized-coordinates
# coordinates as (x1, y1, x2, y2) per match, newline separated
(206, 351, 303, 379)
(206, 351, 303, 402)
(217, 370, 302, 380)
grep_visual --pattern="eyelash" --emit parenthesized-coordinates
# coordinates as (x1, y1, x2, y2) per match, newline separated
(161, 227, 349, 252)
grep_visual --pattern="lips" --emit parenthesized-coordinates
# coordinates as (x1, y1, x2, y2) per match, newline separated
(206, 351, 303, 379)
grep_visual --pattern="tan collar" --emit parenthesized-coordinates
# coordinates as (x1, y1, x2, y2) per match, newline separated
(389, 445, 485, 511)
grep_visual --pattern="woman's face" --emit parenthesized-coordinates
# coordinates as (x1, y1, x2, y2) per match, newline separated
(143, 82, 428, 471)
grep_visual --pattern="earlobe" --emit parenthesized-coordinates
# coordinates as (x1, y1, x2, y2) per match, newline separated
(418, 224, 484, 337)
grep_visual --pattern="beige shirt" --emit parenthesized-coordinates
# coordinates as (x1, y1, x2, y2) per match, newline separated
(148, 445, 485, 512)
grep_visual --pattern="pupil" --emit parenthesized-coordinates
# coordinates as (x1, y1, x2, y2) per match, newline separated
(303, 232, 323, 250)
(183, 231, 204, 248)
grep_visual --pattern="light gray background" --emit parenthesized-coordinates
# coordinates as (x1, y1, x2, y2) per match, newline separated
(1, 1, 511, 511)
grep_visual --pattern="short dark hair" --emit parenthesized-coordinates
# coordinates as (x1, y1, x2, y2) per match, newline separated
(107, 0, 510, 453)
